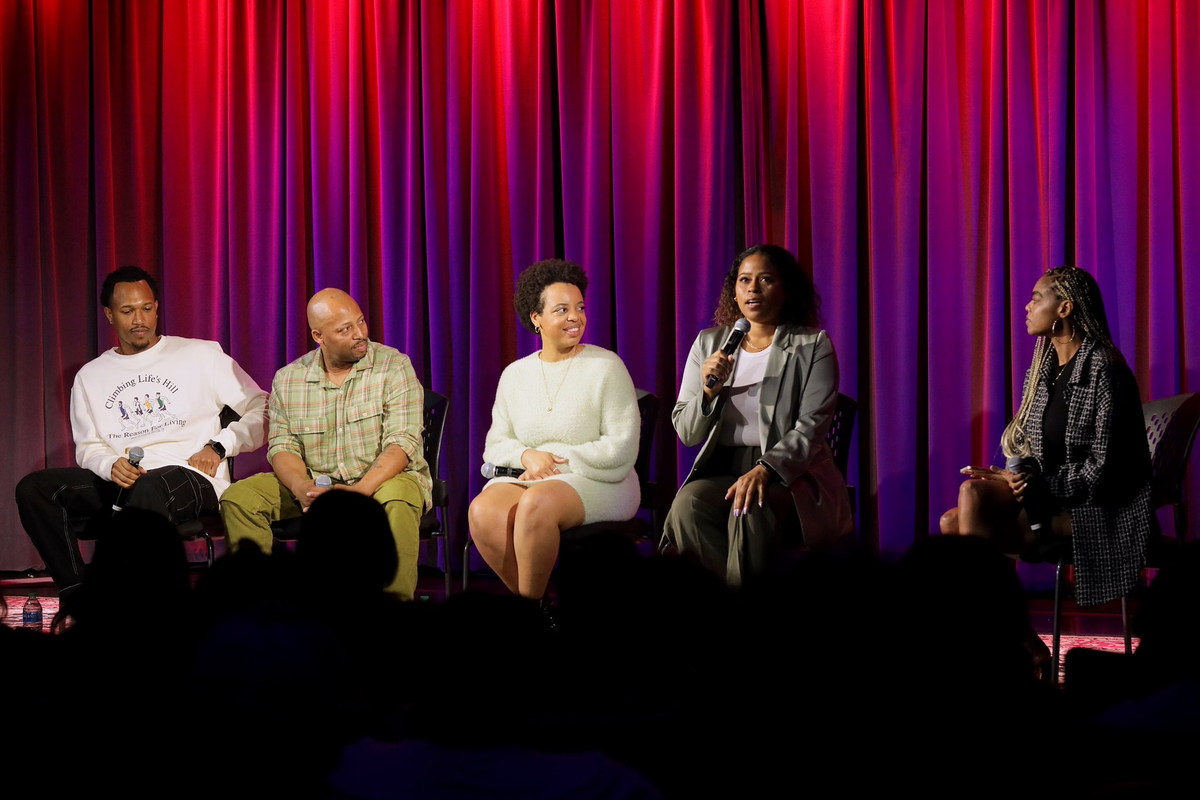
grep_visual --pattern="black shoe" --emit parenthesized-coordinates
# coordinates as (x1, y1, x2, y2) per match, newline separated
(538, 597, 559, 633)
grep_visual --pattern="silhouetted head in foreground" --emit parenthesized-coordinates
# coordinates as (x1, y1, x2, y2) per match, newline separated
(298, 489, 398, 597)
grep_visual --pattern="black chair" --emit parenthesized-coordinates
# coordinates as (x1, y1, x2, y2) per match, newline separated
(1143, 393, 1200, 544)
(270, 389, 453, 598)
(1026, 392, 1200, 684)
(182, 406, 241, 567)
(826, 392, 858, 513)
(461, 389, 660, 592)
(177, 504, 230, 568)
(73, 406, 241, 569)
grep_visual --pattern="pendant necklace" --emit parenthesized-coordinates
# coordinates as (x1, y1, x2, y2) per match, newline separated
(540, 345, 578, 412)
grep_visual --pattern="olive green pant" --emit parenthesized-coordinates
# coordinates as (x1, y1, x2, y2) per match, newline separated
(220, 471, 423, 600)
(662, 445, 800, 587)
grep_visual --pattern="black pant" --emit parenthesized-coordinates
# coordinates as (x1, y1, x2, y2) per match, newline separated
(15, 466, 218, 592)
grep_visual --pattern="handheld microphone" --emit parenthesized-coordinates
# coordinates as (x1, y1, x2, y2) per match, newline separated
(481, 462, 524, 480)
(111, 446, 146, 515)
(314, 474, 333, 488)
(705, 318, 752, 388)
(1006, 454, 1048, 531)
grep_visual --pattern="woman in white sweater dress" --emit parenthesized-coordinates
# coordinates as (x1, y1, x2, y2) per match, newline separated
(469, 259, 640, 600)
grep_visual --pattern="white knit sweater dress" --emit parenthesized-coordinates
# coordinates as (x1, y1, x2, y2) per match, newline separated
(481, 345, 641, 523)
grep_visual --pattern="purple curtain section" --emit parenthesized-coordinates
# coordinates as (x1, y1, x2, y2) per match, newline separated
(924, 0, 1006, 550)
(864, 0, 926, 550)
(1178, 4, 1200, 396)
(740, 0, 861, 531)
(1073, 0, 1200, 535)
(668, 0, 736, 488)
(3, 1, 1199, 573)
(1, 0, 92, 506)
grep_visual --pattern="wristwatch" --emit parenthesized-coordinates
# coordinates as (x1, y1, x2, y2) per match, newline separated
(207, 440, 227, 460)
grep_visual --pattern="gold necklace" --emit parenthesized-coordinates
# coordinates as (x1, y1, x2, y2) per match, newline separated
(742, 335, 772, 352)
(1053, 353, 1075, 384)
(540, 346, 579, 412)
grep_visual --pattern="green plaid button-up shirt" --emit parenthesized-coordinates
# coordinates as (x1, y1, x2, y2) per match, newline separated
(267, 342, 431, 510)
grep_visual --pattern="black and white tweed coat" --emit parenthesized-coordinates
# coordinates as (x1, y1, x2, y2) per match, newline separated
(1022, 337, 1153, 607)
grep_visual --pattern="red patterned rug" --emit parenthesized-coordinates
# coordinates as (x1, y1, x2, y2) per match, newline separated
(1037, 632, 1138, 684)
(1037, 633, 1137, 654)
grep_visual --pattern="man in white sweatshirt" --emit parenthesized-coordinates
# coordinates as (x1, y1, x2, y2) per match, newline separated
(15, 266, 268, 596)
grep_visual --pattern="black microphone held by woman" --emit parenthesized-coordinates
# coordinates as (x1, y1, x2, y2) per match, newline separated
(1004, 454, 1049, 531)
(660, 244, 853, 586)
(705, 319, 751, 388)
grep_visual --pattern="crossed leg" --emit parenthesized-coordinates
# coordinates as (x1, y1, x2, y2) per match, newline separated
(941, 477, 1073, 676)
(468, 480, 585, 599)
(940, 478, 1028, 554)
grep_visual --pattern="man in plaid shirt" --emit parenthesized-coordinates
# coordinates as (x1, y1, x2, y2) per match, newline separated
(221, 289, 431, 599)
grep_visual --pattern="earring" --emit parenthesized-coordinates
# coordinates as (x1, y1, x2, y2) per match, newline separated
(534, 326, 541, 335)
(1051, 319, 1059, 335)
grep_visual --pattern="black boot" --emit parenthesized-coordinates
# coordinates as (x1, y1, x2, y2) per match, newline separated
(538, 596, 559, 633)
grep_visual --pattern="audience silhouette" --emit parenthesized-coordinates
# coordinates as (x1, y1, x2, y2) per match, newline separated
(7, 506, 1194, 797)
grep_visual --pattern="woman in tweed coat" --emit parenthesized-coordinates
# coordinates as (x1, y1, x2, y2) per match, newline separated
(941, 267, 1153, 608)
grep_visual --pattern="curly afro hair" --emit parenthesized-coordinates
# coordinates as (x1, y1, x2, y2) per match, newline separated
(514, 259, 589, 333)
(713, 245, 821, 328)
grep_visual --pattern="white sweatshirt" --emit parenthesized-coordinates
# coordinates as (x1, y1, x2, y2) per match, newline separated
(70, 335, 268, 495)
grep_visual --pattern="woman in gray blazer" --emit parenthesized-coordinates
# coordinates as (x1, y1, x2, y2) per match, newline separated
(662, 245, 853, 586)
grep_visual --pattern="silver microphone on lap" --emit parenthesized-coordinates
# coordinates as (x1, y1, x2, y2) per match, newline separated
(481, 462, 524, 480)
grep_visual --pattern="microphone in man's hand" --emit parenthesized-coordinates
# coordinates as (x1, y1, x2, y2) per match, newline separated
(481, 462, 524, 480)
(705, 318, 752, 389)
(1006, 454, 1049, 531)
(111, 446, 146, 515)
(301, 475, 333, 511)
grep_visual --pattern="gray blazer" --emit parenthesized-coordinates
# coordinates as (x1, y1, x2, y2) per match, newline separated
(672, 323, 853, 548)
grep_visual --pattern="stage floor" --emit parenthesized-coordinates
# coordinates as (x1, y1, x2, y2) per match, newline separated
(3, 564, 1136, 637)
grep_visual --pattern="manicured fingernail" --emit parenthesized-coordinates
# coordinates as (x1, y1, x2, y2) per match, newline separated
(733, 509, 740, 517)
(758, 501, 763, 508)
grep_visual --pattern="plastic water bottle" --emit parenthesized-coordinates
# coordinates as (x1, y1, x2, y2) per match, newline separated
(22, 593, 42, 631)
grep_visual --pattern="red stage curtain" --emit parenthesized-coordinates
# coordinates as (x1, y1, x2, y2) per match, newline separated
(2, 0, 1198, 572)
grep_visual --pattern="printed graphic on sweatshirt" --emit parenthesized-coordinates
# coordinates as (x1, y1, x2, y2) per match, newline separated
(102, 374, 185, 439)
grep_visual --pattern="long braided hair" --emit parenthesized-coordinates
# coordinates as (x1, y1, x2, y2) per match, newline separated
(1000, 266, 1119, 458)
